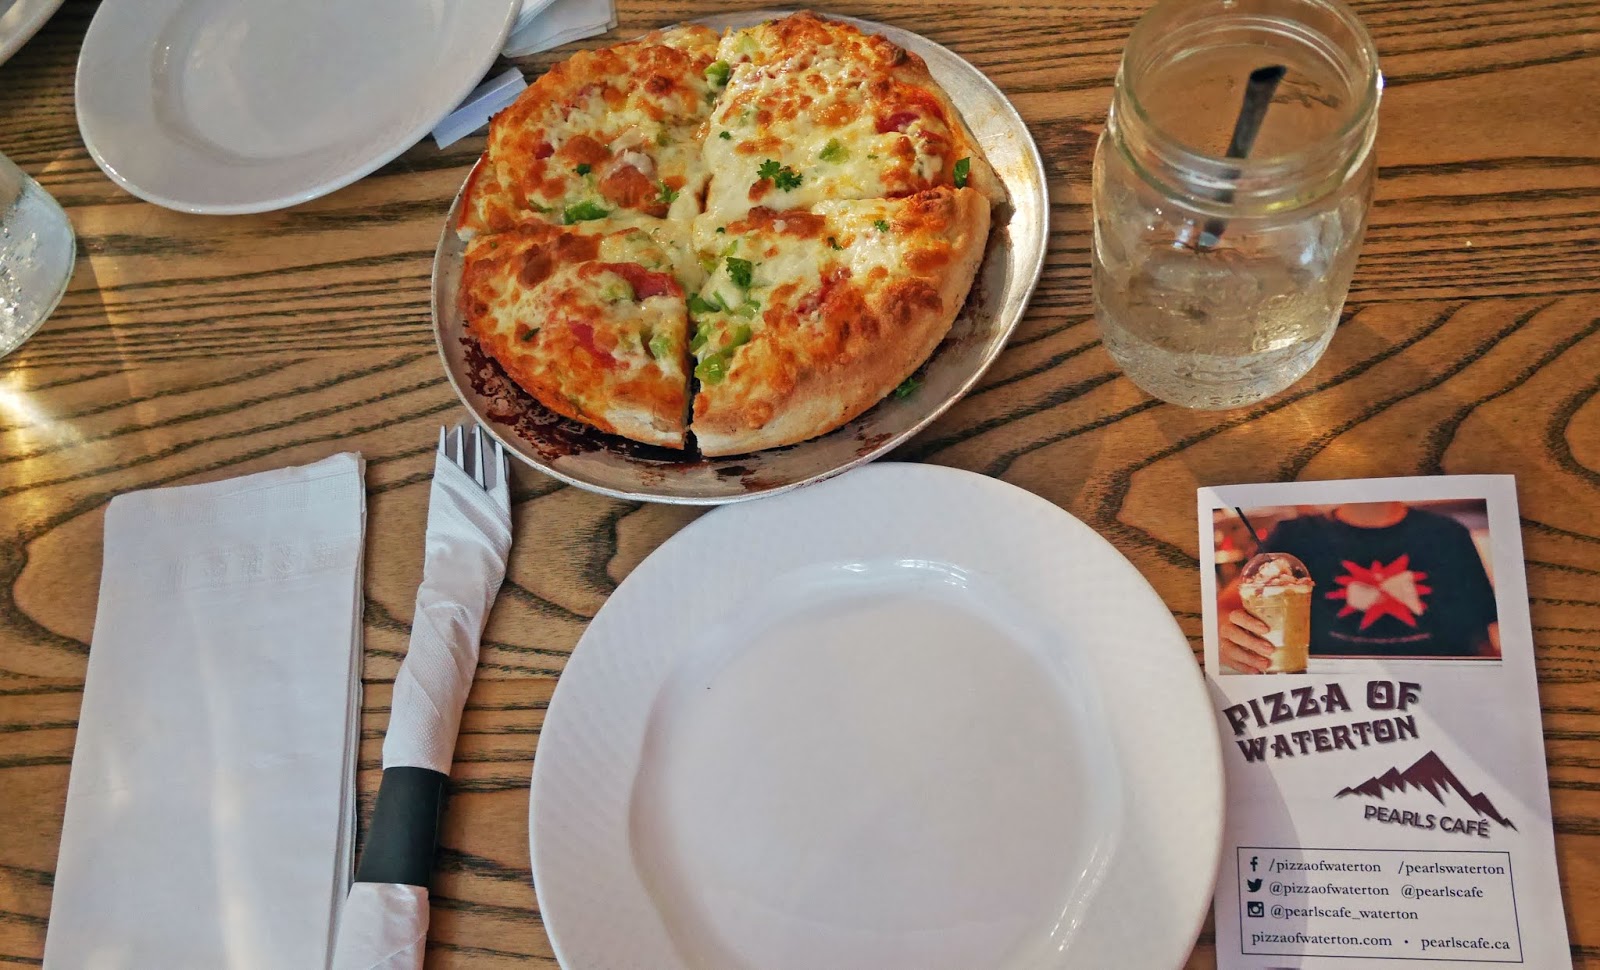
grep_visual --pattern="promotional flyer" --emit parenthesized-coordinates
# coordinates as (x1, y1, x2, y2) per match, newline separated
(1199, 476, 1571, 968)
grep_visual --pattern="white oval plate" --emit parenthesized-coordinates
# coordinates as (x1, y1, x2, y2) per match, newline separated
(0, 0, 66, 67)
(530, 463, 1224, 969)
(74, 0, 518, 214)
(432, 11, 1048, 504)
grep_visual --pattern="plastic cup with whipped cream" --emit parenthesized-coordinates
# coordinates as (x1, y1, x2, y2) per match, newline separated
(1238, 552, 1314, 673)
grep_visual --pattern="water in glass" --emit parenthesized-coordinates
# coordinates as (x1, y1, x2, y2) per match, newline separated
(1, 153, 76, 359)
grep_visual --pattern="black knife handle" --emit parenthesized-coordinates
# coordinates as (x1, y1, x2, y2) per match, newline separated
(354, 766, 448, 887)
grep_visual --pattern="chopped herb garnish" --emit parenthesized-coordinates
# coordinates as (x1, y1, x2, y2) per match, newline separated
(866, 153, 878, 161)
(726, 323, 753, 348)
(659, 181, 680, 205)
(696, 353, 729, 384)
(725, 256, 754, 289)
(827, 236, 842, 250)
(757, 159, 802, 191)
(719, 130, 733, 141)
(519, 329, 538, 342)
(953, 156, 971, 188)
(873, 219, 890, 232)
(562, 200, 611, 223)
(600, 278, 634, 303)
(893, 375, 922, 398)
(819, 138, 848, 162)
(715, 226, 727, 234)
(648, 331, 673, 360)
(731, 299, 760, 318)
(574, 163, 591, 176)
(705, 59, 731, 88)
(656, 129, 671, 146)
(688, 293, 726, 316)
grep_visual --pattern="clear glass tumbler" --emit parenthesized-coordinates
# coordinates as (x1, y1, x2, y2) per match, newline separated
(1, 151, 76, 359)
(1092, 0, 1381, 409)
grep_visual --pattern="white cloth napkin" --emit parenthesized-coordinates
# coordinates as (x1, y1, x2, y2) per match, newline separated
(502, 0, 617, 57)
(330, 447, 511, 970)
(43, 453, 367, 970)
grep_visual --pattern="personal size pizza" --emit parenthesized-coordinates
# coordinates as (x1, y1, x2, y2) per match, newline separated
(457, 12, 1001, 455)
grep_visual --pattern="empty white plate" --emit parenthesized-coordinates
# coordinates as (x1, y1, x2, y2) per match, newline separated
(530, 463, 1223, 969)
(74, 0, 519, 214)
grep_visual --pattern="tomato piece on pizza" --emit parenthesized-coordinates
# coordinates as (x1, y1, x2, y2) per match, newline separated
(458, 25, 724, 238)
(459, 219, 705, 447)
(688, 186, 991, 456)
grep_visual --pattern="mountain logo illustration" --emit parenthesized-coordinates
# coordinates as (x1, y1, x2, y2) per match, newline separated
(1335, 751, 1515, 829)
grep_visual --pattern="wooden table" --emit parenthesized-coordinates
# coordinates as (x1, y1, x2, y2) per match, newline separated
(3, 0, 1598, 965)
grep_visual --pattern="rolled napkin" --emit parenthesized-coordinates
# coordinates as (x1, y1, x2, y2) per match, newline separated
(44, 453, 367, 969)
(331, 435, 511, 970)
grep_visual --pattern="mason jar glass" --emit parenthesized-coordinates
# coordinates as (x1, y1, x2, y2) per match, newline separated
(1, 151, 76, 360)
(1092, 0, 1381, 409)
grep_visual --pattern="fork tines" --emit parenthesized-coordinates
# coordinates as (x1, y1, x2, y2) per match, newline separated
(438, 423, 505, 493)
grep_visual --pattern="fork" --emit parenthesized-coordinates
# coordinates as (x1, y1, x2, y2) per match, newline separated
(438, 422, 506, 495)
(332, 424, 512, 970)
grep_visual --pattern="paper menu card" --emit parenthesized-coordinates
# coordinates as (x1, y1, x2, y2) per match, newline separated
(1198, 475, 1571, 968)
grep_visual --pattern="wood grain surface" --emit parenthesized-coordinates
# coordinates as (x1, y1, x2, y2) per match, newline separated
(3, 0, 1599, 966)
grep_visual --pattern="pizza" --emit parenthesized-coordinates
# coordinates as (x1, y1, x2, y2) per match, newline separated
(699, 13, 1004, 227)
(456, 12, 1001, 456)
(689, 188, 990, 455)
(458, 217, 701, 447)
(457, 25, 722, 237)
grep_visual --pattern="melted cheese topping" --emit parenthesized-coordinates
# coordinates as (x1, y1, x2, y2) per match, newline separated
(697, 16, 967, 225)
(689, 190, 967, 392)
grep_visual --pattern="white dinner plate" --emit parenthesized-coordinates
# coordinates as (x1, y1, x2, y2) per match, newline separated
(74, 0, 519, 214)
(530, 463, 1224, 969)
(0, 0, 65, 67)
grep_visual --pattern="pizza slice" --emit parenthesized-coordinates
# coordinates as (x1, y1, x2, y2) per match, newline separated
(459, 218, 704, 447)
(458, 24, 724, 238)
(688, 186, 991, 456)
(699, 12, 1004, 227)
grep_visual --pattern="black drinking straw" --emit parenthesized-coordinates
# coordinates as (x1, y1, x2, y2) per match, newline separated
(1234, 506, 1262, 550)
(1197, 64, 1287, 248)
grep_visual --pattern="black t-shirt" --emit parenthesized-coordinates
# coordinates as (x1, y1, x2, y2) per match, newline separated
(1258, 510, 1497, 658)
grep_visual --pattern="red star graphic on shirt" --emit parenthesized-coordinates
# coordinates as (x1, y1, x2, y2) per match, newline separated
(1327, 554, 1433, 630)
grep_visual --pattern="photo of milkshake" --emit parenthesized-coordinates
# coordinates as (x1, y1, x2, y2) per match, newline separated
(1238, 552, 1314, 673)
